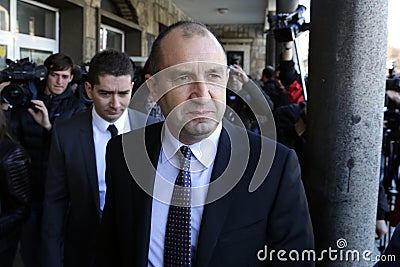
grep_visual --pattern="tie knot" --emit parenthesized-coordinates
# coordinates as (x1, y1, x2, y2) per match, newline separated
(180, 146, 192, 160)
(179, 146, 192, 171)
(107, 124, 118, 137)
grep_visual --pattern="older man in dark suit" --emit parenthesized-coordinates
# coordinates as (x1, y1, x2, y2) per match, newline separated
(41, 49, 158, 267)
(96, 21, 314, 267)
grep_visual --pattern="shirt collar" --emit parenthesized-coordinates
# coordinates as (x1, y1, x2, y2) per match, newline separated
(92, 108, 129, 133)
(161, 122, 222, 168)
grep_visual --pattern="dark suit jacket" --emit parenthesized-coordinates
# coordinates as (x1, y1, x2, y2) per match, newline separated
(95, 121, 314, 267)
(376, 224, 400, 266)
(41, 109, 158, 267)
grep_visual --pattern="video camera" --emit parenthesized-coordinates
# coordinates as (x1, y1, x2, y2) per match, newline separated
(268, 5, 310, 42)
(71, 63, 93, 106)
(0, 58, 47, 107)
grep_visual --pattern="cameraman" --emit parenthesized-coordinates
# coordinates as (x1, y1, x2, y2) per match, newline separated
(0, 53, 86, 267)
(226, 64, 274, 135)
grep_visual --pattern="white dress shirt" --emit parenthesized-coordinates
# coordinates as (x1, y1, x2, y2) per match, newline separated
(148, 122, 222, 267)
(92, 108, 131, 211)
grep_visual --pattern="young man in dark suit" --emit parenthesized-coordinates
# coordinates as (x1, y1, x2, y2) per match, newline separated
(96, 21, 314, 267)
(41, 49, 158, 267)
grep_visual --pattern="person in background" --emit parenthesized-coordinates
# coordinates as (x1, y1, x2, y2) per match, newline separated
(260, 65, 288, 110)
(41, 49, 159, 267)
(1, 53, 86, 267)
(278, 41, 305, 105)
(0, 109, 31, 267)
(375, 222, 400, 266)
(226, 64, 274, 135)
(274, 100, 307, 172)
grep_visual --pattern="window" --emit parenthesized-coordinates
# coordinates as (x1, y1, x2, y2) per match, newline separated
(0, 0, 10, 31)
(20, 48, 51, 65)
(100, 24, 124, 52)
(0, 0, 58, 63)
(17, 0, 56, 38)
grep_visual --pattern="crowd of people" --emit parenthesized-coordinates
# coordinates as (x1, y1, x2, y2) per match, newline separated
(0, 19, 392, 266)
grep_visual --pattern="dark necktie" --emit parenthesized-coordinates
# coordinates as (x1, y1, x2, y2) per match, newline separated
(164, 146, 192, 267)
(107, 124, 118, 138)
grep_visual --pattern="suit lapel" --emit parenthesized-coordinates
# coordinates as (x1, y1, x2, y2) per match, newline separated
(79, 111, 101, 215)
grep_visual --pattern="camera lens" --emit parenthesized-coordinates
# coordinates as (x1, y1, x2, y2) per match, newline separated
(10, 89, 22, 98)
(1, 84, 25, 106)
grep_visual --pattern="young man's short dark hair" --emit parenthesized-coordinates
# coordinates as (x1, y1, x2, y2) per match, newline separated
(87, 49, 133, 86)
(44, 53, 74, 74)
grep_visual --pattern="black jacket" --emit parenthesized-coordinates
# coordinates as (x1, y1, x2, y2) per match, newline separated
(0, 136, 31, 250)
(262, 80, 288, 110)
(95, 121, 314, 267)
(7, 83, 86, 201)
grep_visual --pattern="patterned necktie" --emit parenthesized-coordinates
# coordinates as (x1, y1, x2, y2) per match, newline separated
(164, 146, 192, 267)
(107, 124, 118, 138)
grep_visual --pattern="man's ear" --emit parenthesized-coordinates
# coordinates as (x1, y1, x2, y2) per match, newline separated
(85, 81, 94, 100)
(145, 74, 159, 102)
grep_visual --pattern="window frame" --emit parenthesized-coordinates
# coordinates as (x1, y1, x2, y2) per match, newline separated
(0, 0, 58, 64)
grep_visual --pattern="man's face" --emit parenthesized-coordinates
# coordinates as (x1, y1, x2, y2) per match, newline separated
(45, 69, 74, 95)
(85, 74, 133, 123)
(148, 30, 228, 144)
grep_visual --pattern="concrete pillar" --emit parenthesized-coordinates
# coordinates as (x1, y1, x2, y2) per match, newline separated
(305, 0, 388, 266)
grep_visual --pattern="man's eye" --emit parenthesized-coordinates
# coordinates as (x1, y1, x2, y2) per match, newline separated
(209, 73, 222, 80)
(100, 92, 111, 96)
(174, 76, 189, 82)
(172, 75, 191, 86)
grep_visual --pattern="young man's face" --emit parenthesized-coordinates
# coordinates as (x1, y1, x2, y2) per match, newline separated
(45, 69, 74, 95)
(147, 29, 228, 145)
(85, 74, 133, 123)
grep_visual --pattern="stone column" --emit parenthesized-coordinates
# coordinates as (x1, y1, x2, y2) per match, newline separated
(82, 0, 100, 62)
(305, 0, 388, 266)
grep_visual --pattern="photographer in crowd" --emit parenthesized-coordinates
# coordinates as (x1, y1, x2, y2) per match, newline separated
(226, 63, 274, 135)
(270, 42, 307, 168)
(0, 53, 86, 267)
(278, 41, 305, 105)
(259, 65, 288, 110)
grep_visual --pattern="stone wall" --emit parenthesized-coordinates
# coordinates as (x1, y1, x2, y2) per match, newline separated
(70, 0, 267, 73)
(84, 2, 100, 62)
(41, 0, 266, 76)
(131, 0, 190, 56)
(65, 0, 189, 60)
(209, 24, 266, 80)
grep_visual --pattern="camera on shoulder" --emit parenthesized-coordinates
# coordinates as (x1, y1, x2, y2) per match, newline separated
(0, 58, 47, 108)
